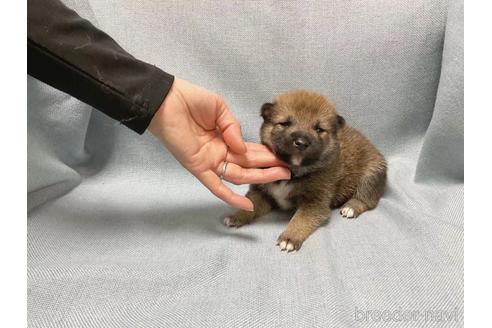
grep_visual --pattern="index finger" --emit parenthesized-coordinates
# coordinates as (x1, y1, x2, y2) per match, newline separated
(215, 97, 247, 154)
(227, 144, 289, 168)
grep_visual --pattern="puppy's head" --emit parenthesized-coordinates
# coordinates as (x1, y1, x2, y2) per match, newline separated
(260, 90, 345, 175)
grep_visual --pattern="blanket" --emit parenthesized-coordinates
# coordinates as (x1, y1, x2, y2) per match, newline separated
(27, 0, 463, 327)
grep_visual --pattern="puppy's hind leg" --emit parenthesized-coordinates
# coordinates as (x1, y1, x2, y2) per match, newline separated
(224, 188, 272, 227)
(340, 166, 387, 219)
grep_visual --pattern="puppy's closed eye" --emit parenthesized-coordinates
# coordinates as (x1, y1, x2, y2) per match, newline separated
(314, 125, 326, 134)
(277, 121, 291, 128)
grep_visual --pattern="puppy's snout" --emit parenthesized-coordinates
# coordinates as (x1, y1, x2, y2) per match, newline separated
(291, 132, 311, 151)
(294, 138, 309, 150)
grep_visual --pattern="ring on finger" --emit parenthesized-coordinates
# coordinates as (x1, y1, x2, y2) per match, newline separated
(219, 148, 229, 180)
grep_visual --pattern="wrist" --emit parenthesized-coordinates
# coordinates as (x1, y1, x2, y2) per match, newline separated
(148, 79, 180, 137)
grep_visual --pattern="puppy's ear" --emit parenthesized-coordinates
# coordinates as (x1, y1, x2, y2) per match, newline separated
(336, 115, 345, 129)
(261, 102, 274, 120)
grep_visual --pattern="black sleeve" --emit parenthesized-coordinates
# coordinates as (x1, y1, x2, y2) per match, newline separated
(27, 0, 174, 134)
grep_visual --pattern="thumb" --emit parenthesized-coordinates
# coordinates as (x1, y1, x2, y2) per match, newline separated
(215, 96, 247, 154)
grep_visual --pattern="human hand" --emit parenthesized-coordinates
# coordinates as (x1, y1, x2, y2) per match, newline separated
(148, 78, 290, 211)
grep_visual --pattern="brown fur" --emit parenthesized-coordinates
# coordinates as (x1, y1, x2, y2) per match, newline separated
(224, 90, 387, 251)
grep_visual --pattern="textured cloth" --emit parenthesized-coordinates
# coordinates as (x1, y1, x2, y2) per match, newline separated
(27, 0, 464, 327)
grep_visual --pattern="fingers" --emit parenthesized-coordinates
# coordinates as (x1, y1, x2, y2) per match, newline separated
(227, 142, 289, 168)
(244, 142, 272, 152)
(198, 171, 254, 211)
(221, 163, 291, 185)
(215, 97, 247, 154)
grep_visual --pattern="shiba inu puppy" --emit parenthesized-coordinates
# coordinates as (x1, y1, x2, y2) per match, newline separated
(224, 90, 387, 252)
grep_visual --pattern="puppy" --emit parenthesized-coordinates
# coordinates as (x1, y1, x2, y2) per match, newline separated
(224, 90, 387, 252)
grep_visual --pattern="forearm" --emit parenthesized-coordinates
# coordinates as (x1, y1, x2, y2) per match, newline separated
(27, 0, 174, 134)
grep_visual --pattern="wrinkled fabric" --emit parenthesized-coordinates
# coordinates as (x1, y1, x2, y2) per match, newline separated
(27, 0, 463, 327)
(28, 0, 174, 134)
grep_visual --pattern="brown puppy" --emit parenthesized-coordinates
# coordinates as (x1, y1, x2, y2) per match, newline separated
(224, 90, 387, 252)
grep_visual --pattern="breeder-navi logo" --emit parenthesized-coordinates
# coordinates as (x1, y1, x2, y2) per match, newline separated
(354, 306, 462, 323)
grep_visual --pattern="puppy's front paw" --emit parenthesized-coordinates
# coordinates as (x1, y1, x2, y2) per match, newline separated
(276, 231, 305, 252)
(340, 206, 356, 219)
(223, 216, 248, 228)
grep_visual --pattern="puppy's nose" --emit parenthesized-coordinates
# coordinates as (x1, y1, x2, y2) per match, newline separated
(293, 137, 310, 151)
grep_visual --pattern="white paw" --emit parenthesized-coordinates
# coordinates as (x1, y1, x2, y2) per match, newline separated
(340, 207, 355, 218)
(279, 240, 295, 252)
(223, 217, 233, 226)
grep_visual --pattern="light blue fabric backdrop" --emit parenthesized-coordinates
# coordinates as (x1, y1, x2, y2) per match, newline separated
(28, 1, 463, 327)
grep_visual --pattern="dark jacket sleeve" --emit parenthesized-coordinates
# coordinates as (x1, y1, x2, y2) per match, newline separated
(27, 0, 174, 134)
